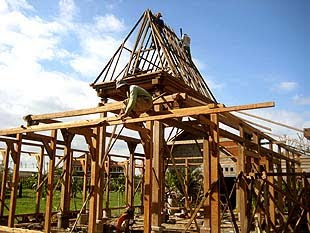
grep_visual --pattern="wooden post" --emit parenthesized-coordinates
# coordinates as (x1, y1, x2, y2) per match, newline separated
(237, 125, 247, 233)
(267, 140, 275, 232)
(8, 134, 22, 228)
(35, 147, 44, 214)
(0, 147, 9, 217)
(127, 142, 137, 207)
(202, 139, 211, 232)
(104, 155, 111, 217)
(140, 159, 145, 214)
(88, 127, 100, 233)
(125, 161, 129, 206)
(82, 153, 89, 213)
(44, 130, 58, 233)
(59, 130, 74, 228)
(97, 114, 106, 221)
(184, 158, 189, 210)
(151, 104, 164, 231)
(143, 121, 153, 233)
(285, 149, 291, 212)
(209, 113, 219, 233)
(277, 146, 284, 218)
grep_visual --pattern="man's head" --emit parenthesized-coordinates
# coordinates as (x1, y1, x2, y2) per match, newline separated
(155, 12, 162, 19)
(116, 80, 129, 93)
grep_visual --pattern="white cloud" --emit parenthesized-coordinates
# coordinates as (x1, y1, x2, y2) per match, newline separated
(277, 81, 298, 91)
(94, 14, 124, 32)
(0, 0, 34, 12)
(0, 0, 126, 130)
(59, 0, 77, 22)
(293, 95, 310, 105)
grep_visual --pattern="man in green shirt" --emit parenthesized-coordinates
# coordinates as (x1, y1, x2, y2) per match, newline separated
(116, 80, 153, 120)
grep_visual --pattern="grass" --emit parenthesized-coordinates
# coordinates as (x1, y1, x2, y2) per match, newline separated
(3, 189, 141, 217)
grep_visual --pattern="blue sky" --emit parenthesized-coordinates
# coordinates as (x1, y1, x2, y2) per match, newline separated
(0, 0, 309, 140)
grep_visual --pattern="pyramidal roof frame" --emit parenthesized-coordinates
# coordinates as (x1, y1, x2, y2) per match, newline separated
(91, 9, 217, 102)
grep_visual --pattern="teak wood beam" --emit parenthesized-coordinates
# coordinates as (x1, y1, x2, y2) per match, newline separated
(43, 130, 57, 233)
(8, 134, 22, 228)
(0, 101, 275, 136)
(88, 127, 100, 233)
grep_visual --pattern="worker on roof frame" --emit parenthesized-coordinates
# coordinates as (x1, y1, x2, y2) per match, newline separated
(116, 80, 153, 120)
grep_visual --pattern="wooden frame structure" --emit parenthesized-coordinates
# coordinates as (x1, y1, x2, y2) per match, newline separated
(0, 9, 309, 233)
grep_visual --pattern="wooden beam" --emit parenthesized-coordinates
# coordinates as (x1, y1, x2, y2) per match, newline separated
(142, 122, 153, 233)
(23, 93, 186, 124)
(44, 130, 57, 233)
(237, 126, 247, 232)
(210, 114, 220, 233)
(0, 101, 275, 136)
(151, 104, 164, 228)
(8, 134, 22, 228)
(127, 142, 137, 208)
(88, 127, 100, 233)
(59, 130, 74, 228)
(202, 139, 211, 232)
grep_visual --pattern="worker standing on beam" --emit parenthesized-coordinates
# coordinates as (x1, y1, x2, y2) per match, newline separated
(116, 80, 153, 120)
(181, 33, 191, 60)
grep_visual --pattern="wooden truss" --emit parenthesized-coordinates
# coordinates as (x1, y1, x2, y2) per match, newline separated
(0, 9, 308, 233)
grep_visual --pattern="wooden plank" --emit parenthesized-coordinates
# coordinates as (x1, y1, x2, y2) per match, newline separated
(0, 101, 275, 136)
(8, 134, 22, 228)
(43, 130, 57, 233)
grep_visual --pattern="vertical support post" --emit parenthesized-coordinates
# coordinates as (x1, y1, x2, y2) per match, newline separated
(44, 130, 57, 233)
(143, 121, 153, 233)
(237, 125, 247, 233)
(140, 159, 145, 214)
(151, 105, 164, 231)
(125, 161, 129, 206)
(209, 113, 219, 233)
(97, 115, 106, 222)
(103, 155, 111, 218)
(59, 131, 74, 228)
(88, 127, 100, 233)
(202, 139, 211, 232)
(267, 140, 275, 232)
(127, 142, 137, 207)
(8, 134, 22, 228)
(184, 158, 189, 210)
(82, 152, 89, 213)
(285, 149, 291, 212)
(277, 146, 284, 217)
(0, 147, 10, 217)
(35, 147, 44, 214)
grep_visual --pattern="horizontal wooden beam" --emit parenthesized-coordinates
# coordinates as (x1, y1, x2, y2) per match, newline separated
(24, 93, 186, 124)
(0, 101, 275, 136)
